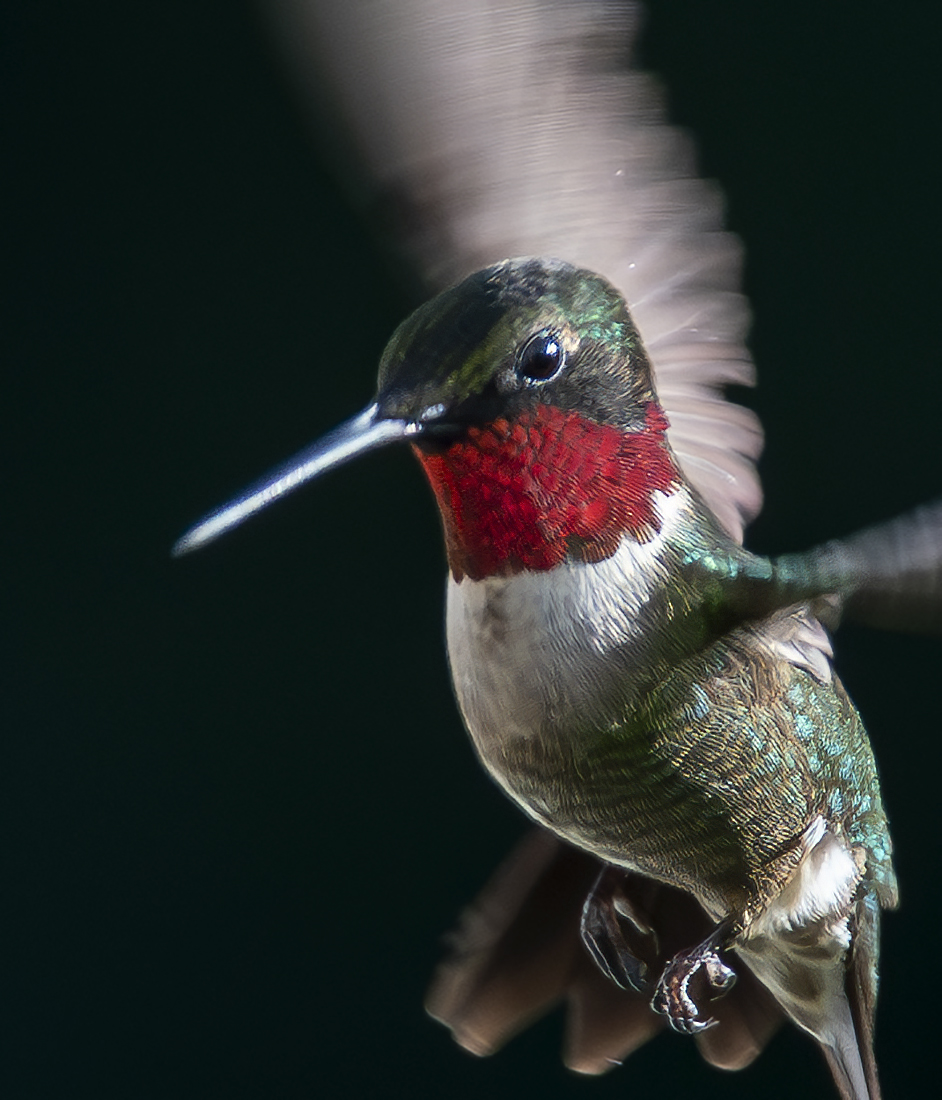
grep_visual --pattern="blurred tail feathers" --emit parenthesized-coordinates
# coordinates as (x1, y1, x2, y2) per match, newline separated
(426, 831, 781, 1077)
(428, 830, 889, 1096)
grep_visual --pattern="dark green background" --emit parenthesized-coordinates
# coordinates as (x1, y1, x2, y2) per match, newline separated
(6, 1, 941, 1096)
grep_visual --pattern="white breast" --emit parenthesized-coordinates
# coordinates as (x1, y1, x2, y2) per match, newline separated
(445, 487, 688, 764)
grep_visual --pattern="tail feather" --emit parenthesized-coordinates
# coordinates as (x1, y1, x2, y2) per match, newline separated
(694, 964, 781, 1071)
(821, 1032, 872, 1100)
(425, 830, 596, 1056)
(738, 883, 886, 1100)
(844, 890, 884, 1100)
(563, 958, 663, 1074)
(738, 949, 875, 1100)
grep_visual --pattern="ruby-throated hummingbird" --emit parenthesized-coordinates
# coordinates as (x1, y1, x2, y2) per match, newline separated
(175, 2, 941, 1098)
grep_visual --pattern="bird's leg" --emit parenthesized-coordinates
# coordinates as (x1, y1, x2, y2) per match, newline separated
(651, 920, 738, 1034)
(580, 866, 659, 992)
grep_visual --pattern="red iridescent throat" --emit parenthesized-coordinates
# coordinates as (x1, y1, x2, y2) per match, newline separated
(414, 402, 679, 581)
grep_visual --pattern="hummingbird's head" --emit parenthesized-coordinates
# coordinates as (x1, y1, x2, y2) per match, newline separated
(173, 259, 681, 577)
(374, 258, 656, 433)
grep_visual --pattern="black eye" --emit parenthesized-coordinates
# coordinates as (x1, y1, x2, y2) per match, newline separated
(517, 331, 565, 382)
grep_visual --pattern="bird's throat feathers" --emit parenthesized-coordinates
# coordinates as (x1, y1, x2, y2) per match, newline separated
(414, 402, 680, 581)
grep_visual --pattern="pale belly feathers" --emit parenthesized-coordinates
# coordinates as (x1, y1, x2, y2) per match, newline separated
(445, 487, 688, 768)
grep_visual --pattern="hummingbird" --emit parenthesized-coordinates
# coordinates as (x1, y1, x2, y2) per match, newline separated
(176, 251, 942, 1098)
(176, 1, 942, 1097)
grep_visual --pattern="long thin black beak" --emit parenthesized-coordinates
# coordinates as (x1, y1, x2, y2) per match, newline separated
(172, 404, 417, 556)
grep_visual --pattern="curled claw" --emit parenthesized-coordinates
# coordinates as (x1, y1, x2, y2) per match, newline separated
(652, 941, 737, 1035)
(581, 895, 650, 992)
(580, 866, 658, 992)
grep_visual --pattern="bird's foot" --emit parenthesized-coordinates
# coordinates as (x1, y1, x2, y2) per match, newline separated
(580, 866, 657, 992)
(651, 934, 737, 1034)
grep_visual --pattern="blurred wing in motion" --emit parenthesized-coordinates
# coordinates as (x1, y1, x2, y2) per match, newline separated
(263, 0, 763, 542)
(800, 498, 942, 634)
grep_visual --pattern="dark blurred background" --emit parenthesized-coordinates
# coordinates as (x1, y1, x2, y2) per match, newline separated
(6, 1, 941, 1096)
